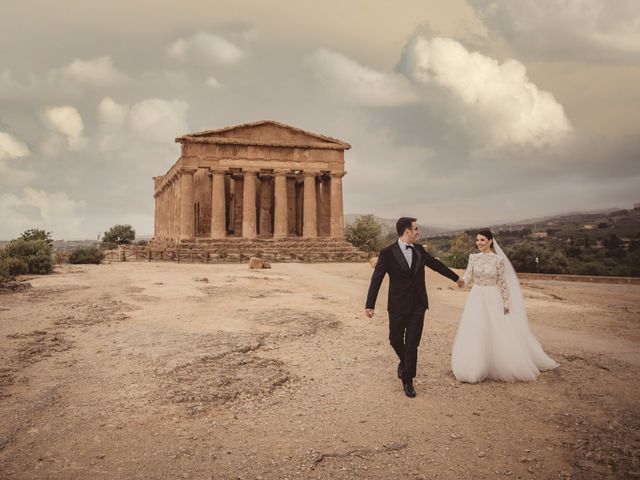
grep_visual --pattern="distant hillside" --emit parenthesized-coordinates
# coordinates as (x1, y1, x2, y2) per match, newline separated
(424, 207, 640, 277)
(0, 236, 153, 251)
(344, 214, 451, 237)
(430, 207, 640, 238)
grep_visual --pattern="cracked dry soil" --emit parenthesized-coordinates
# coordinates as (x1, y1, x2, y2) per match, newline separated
(0, 262, 638, 480)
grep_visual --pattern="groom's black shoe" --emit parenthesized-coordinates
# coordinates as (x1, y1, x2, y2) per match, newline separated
(397, 363, 404, 379)
(403, 380, 416, 398)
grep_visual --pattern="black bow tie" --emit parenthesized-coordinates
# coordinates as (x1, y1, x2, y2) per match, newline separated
(406, 245, 414, 251)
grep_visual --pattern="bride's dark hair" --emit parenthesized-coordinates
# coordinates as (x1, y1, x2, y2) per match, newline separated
(477, 229, 495, 251)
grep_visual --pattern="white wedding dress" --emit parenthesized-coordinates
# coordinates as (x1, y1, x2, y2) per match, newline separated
(451, 246, 558, 383)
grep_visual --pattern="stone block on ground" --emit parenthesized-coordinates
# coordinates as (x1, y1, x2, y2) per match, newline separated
(249, 257, 263, 269)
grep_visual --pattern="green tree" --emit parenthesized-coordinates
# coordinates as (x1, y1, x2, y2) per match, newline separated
(383, 231, 398, 245)
(505, 242, 544, 273)
(345, 215, 382, 252)
(628, 251, 640, 276)
(563, 242, 582, 258)
(546, 251, 569, 274)
(19, 228, 54, 245)
(446, 233, 475, 269)
(102, 224, 136, 245)
(603, 233, 622, 250)
(506, 241, 568, 274)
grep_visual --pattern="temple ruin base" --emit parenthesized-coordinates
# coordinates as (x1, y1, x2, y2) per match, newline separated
(105, 238, 370, 263)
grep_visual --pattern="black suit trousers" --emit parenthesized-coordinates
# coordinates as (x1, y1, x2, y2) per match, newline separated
(388, 307, 426, 382)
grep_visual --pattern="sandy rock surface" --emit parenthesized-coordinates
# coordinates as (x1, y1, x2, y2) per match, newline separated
(0, 262, 638, 479)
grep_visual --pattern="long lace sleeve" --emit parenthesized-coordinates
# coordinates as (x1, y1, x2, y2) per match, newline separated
(462, 254, 474, 285)
(496, 257, 510, 307)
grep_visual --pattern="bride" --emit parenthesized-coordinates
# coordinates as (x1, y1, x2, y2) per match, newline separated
(451, 230, 558, 383)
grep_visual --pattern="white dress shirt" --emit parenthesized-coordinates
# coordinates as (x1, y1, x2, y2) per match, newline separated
(397, 239, 413, 267)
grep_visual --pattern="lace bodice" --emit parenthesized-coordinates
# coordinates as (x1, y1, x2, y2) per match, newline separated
(462, 253, 510, 306)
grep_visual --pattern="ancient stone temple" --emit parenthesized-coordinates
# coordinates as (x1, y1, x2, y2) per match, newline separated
(148, 120, 367, 262)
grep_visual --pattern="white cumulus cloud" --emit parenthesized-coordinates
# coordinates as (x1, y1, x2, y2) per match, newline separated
(0, 187, 86, 240)
(167, 32, 243, 65)
(129, 98, 189, 143)
(0, 131, 30, 160)
(61, 55, 130, 86)
(469, 0, 640, 62)
(0, 131, 34, 187)
(308, 48, 418, 107)
(99, 97, 129, 129)
(97, 97, 189, 149)
(399, 36, 573, 148)
(44, 105, 87, 151)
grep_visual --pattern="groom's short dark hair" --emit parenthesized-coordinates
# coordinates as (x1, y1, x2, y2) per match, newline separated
(396, 217, 417, 236)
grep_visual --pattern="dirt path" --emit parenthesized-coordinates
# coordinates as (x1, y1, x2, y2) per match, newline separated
(0, 262, 638, 480)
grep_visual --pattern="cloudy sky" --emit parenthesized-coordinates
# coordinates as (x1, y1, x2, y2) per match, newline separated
(1, 0, 638, 239)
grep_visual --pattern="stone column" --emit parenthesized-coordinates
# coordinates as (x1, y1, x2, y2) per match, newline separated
(303, 171, 318, 238)
(242, 169, 258, 239)
(160, 190, 165, 238)
(171, 181, 176, 238)
(259, 173, 273, 237)
(330, 172, 346, 239)
(273, 170, 288, 239)
(154, 194, 159, 238)
(163, 188, 168, 238)
(210, 168, 227, 239)
(171, 177, 178, 241)
(179, 168, 197, 240)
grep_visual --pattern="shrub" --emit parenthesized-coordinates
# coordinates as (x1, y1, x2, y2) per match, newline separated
(55, 251, 68, 264)
(3, 239, 54, 274)
(0, 255, 28, 283)
(68, 246, 105, 264)
(100, 241, 119, 251)
(575, 262, 606, 276)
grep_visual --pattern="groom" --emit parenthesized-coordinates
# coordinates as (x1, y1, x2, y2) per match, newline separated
(365, 217, 464, 397)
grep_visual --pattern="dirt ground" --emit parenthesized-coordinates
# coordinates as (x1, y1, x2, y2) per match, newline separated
(0, 261, 638, 480)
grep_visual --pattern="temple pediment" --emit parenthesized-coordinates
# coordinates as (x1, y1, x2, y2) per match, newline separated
(176, 120, 351, 150)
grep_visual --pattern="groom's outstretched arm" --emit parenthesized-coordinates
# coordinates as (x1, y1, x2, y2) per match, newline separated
(365, 248, 389, 310)
(423, 249, 460, 283)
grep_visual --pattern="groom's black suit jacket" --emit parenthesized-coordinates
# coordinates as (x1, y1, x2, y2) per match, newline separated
(366, 242, 459, 314)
